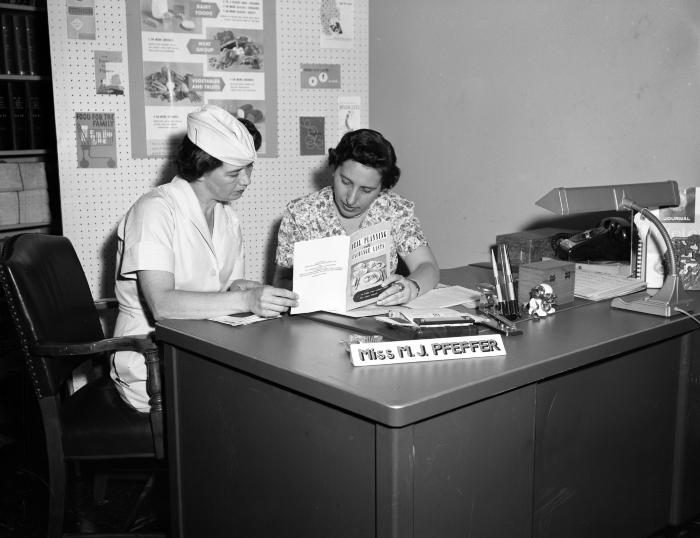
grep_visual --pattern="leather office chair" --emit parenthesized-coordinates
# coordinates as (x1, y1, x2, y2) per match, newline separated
(0, 233, 165, 537)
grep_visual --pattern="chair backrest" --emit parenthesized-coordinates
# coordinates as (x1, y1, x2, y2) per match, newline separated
(0, 233, 104, 398)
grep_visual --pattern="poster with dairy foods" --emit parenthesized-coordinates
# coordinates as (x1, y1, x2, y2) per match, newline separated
(125, 0, 277, 158)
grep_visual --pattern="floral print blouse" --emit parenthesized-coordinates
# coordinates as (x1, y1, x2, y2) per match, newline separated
(275, 186, 428, 273)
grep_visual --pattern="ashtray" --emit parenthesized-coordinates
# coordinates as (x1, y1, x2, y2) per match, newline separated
(343, 334, 383, 352)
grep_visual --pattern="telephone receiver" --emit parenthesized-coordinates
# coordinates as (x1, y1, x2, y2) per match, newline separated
(552, 216, 632, 262)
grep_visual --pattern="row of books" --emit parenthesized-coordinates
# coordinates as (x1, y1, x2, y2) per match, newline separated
(0, 188, 50, 226)
(0, 161, 50, 227)
(0, 81, 53, 151)
(0, 12, 49, 76)
(0, 161, 47, 191)
(2, 1, 47, 6)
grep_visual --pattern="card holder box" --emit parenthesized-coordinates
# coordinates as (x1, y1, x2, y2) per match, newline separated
(517, 259, 576, 306)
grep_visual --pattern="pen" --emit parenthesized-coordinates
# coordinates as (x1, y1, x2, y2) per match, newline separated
(498, 243, 516, 301)
(387, 310, 412, 323)
(413, 316, 472, 325)
(380, 282, 403, 292)
(491, 249, 504, 303)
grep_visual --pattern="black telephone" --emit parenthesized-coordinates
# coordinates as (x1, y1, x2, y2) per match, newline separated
(552, 217, 632, 262)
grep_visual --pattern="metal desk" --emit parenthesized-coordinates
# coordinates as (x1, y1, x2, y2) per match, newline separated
(156, 268, 700, 538)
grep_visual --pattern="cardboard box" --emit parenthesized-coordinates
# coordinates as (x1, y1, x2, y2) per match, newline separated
(0, 163, 22, 192)
(497, 228, 578, 267)
(18, 161, 47, 190)
(0, 192, 19, 225)
(18, 189, 50, 224)
(517, 259, 576, 306)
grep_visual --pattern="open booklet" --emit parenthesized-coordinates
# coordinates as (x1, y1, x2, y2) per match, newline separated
(291, 223, 392, 315)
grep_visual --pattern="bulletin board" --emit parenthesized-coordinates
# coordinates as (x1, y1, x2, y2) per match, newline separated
(47, 0, 369, 297)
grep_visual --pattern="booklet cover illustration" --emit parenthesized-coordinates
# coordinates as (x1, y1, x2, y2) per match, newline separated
(291, 223, 392, 315)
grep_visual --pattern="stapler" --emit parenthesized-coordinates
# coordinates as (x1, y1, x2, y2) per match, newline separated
(467, 309, 523, 336)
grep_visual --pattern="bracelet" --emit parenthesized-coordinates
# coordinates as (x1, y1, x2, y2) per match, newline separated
(406, 278, 421, 297)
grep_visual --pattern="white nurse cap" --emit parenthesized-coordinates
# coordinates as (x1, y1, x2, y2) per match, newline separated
(186, 104, 257, 167)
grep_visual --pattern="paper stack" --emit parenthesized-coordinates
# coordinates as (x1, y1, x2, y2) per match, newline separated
(405, 284, 481, 309)
(574, 269, 646, 301)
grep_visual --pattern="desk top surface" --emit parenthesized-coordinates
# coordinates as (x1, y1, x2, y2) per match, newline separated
(156, 267, 699, 427)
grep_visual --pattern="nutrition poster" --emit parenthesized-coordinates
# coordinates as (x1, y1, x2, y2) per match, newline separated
(125, 0, 277, 158)
(75, 112, 117, 168)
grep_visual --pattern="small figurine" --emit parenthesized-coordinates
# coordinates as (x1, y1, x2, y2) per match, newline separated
(527, 283, 557, 319)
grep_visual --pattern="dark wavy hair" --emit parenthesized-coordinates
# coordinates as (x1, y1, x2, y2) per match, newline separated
(175, 117, 262, 182)
(328, 129, 400, 190)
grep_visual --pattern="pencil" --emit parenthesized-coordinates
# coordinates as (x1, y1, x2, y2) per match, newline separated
(498, 243, 516, 301)
(491, 249, 504, 303)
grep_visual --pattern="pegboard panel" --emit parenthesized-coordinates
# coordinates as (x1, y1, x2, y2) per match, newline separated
(47, 0, 368, 297)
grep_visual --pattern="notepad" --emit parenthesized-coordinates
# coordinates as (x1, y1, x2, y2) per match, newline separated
(574, 270, 647, 301)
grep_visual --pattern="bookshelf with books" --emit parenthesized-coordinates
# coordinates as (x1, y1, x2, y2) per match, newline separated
(0, 0, 59, 237)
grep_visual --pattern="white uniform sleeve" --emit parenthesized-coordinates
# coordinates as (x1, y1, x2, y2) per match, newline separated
(119, 195, 177, 277)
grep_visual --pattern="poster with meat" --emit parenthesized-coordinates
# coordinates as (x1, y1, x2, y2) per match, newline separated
(125, 0, 277, 158)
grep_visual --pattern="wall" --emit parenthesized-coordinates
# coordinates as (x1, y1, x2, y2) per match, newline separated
(47, 0, 368, 297)
(369, 0, 700, 268)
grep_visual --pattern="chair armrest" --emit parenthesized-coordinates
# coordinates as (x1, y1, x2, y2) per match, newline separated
(144, 348, 165, 459)
(31, 334, 157, 357)
(33, 333, 166, 458)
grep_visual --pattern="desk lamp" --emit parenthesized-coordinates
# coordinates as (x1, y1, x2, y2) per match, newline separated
(536, 180, 693, 317)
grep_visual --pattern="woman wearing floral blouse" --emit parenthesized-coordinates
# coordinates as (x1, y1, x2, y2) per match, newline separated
(274, 128, 439, 306)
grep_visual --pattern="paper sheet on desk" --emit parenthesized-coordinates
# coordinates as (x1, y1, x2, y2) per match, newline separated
(326, 305, 390, 318)
(394, 307, 464, 320)
(573, 271, 646, 301)
(321, 284, 481, 318)
(404, 285, 480, 309)
(375, 307, 466, 326)
(325, 305, 463, 319)
(209, 313, 274, 326)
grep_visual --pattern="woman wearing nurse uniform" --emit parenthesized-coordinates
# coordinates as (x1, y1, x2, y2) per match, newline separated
(112, 104, 297, 411)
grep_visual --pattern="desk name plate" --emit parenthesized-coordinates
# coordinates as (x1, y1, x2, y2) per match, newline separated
(350, 334, 506, 367)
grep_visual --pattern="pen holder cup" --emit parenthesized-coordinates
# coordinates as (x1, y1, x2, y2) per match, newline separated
(499, 299, 520, 321)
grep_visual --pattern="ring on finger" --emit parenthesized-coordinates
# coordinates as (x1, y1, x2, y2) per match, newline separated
(395, 282, 405, 292)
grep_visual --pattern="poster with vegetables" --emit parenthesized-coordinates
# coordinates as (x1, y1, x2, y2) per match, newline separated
(125, 0, 277, 158)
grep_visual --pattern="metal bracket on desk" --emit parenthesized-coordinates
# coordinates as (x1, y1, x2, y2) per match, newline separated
(464, 309, 523, 336)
